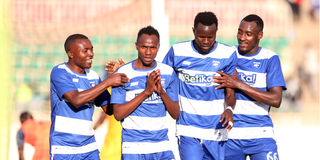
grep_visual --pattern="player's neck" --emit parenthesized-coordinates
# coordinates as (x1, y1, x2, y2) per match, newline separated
(134, 59, 155, 70)
(67, 62, 85, 74)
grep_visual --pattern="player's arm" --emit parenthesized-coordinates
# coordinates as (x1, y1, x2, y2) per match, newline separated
(220, 87, 235, 131)
(157, 91, 179, 119)
(16, 129, 25, 160)
(214, 70, 283, 108)
(113, 70, 158, 121)
(63, 73, 129, 108)
(18, 146, 24, 160)
(235, 84, 283, 108)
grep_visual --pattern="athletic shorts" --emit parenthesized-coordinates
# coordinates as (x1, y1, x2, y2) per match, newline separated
(51, 149, 100, 160)
(225, 138, 279, 160)
(178, 136, 225, 160)
(121, 150, 175, 160)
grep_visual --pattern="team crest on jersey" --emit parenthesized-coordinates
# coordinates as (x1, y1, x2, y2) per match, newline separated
(90, 81, 96, 87)
(161, 79, 165, 86)
(130, 81, 139, 87)
(253, 62, 261, 68)
(182, 61, 191, 65)
(212, 61, 220, 68)
(72, 78, 79, 82)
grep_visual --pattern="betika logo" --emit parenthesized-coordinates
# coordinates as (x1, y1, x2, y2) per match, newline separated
(239, 72, 256, 85)
(184, 73, 213, 85)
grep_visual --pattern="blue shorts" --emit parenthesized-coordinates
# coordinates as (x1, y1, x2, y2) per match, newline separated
(178, 136, 225, 160)
(122, 150, 175, 160)
(225, 138, 279, 160)
(51, 149, 100, 160)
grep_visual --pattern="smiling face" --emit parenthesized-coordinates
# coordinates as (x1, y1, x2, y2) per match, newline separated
(193, 23, 217, 54)
(67, 38, 94, 73)
(135, 34, 159, 69)
(237, 20, 263, 55)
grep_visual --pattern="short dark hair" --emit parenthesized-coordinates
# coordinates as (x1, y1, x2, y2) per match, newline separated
(20, 111, 33, 123)
(242, 14, 264, 31)
(194, 11, 218, 29)
(64, 34, 89, 53)
(136, 25, 160, 43)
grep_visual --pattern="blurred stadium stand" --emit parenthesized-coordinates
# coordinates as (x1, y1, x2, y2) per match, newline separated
(1, 0, 318, 160)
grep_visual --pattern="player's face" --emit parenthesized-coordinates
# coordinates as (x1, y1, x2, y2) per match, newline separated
(69, 39, 94, 72)
(237, 21, 262, 55)
(136, 34, 159, 68)
(193, 23, 217, 54)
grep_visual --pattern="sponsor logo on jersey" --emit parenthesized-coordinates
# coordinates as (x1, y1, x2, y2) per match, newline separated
(239, 72, 257, 85)
(183, 73, 213, 85)
(136, 92, 162, 102)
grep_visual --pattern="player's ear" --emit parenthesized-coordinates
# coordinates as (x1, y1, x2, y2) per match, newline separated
(258, 31, 263, 40)
(135, 42, 138, 50)
(67, 51, 73, 59)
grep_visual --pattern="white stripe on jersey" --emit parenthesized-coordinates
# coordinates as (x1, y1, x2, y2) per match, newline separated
(237, 47, 277, 60)
(234, 100, 270, 115)
(57, 63, 99, 80)
(228, 127, 275, 139)
(173, 42, 235, 59)
(179, 95, 224, 115)
(54, 115, 94, 136)
(122, 116, 167, 131)
(122, 140, 171, 154)
(176, 124, 228, 141)
(51, 142, 98, 154)
(237, 68, 267, 88)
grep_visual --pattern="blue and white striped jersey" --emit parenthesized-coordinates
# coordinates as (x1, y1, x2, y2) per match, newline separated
(50, 63, 109, 155)
(162, 40, 237, 141)
(228, 47, 287, 140)
(111, 61, 179, 154)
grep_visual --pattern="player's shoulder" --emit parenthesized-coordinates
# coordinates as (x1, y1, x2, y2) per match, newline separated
(216, 42, 236, 53)
(255, 47, 280, 60)
(259, 47, 279, 57)
(171, 40, 192, 50)
(51, 63, 68, 74)
(156, 61, 174, 75)
(235, 46, 279, 60)
(157, 61, 174, 72)
(84, 68, 99, 80)
(116, 60, 134, 73)
(213, 42, 236, 59)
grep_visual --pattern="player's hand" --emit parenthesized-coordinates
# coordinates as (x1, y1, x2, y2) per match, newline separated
(105, 57, 125, 73)
(153, 70, 164, 95)
(220, 109, 233, 132)
(106, 72, 129, 87)
(213, 70, 241, 89)
(145, 70, 160, 95)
